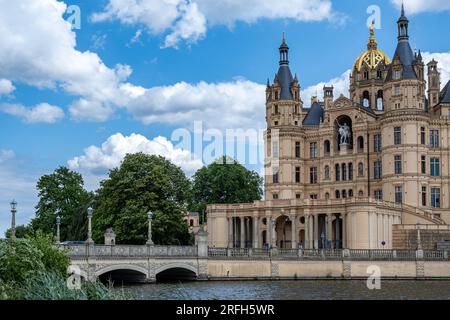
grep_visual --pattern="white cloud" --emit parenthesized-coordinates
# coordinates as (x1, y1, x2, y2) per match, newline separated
(0, 79, 15, 95)
(68, 133, 204, 182)
(391, 0, 450, 14)
(92, 0, 340, 48)
(0, 149, 15, 163)
(301, 70, 351, 107)
(69, 99, 114, 122)
(0, 103, 64, 123)
(126, 79, 266, 130)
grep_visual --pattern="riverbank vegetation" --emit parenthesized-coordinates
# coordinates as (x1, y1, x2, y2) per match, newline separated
(0, 232, 128, 300)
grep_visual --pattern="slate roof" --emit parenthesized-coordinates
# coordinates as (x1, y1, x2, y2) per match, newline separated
(440, 80, 450, 104)
(386, 40, 417, 81)
(303, 102, 324, 126)
(277, 65, 294, 100)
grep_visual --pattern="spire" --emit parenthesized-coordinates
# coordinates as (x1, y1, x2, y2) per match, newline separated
(279, 32, 289, 66)
(397, 3, 409, 41)
(367, 21, 377, 50)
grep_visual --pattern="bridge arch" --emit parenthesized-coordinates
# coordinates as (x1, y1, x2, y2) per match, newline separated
(155, 263, 198, 276)
(155, 263, 198, 281)
(95, 264, 149, 278)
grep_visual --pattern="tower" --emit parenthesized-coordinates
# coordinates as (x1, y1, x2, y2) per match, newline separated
(323, 86, 334, 109)
(428, 59, 441, 108)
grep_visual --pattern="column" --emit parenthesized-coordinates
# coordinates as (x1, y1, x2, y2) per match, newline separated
(342, 213, 346, 249)
(252, 214, 259, 248)
(290, 212, 297, 249)
(266, 215, 271, 248)
(388, 214, 393, 249)
(383, 213, 388, 248)
(335, 214, 340, 249)
(304, 215, 309, 249)
(309, 215, 314, 249)
(228, 217, 233, 248)
(327, 213, 333, 248)
(271, 217, 277, 248)
(314, 214, 319, 249)
(240, 217, 245, 248)
(377, 213, 383, 249)
(245, 217, 250, 248)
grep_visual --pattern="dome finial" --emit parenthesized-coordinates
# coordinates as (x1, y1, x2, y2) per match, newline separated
(367, 20, 377, 50)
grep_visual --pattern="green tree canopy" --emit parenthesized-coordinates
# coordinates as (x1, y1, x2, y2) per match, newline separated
(31, 167, 93, 241)
(191, 156, 263, 218)
(92, 153, 192, 245)
(5, 225, 32, 239)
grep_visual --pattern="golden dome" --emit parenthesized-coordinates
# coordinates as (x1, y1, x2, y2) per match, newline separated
(354, 23, 391, 71)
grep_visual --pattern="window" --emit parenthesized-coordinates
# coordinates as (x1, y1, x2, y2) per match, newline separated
(335, 190, 341, 199)
(296, 193, 301, 199)
(358, 190, 364, 197)
(374, 134, 382, 152)
(324, 166, 330, 180)
(342, 190, 347, 198)
(274, 121, 279, 126)
(394, 127, 402, 145)
(357, 136, 364, 152)
(310, 194, 318, 200)
(364, 71, 369, 80)
(420, 127, 426, 145)
(358, 163, 364, 177)
(348, 163, 353, 181)
(421, 156, 426, 174)
(374, 161, 382, 180)
(377, 70, 382, 79)
(273, 194, 279, 200)
(273, 167, 279, 184)
(395, 186, 403, 204)
(431, 187, 441, 208)
(295, 167, 301, 183)
(374, 190, 382, 201)
(394, 85, 401, 96)
(348, 190, 354, 197)
(274, 105, 279, 114)
(324, 140, 330, 155)
(275, 92, 279, 100)
(295, 142, 301, 158)
(293, 105, 298, 114)
(421, 186, 427, 207)
(430, 158, 440, 177)
(310, 142, 317, 159)
(310, 167, 318, 184)
(325, 193, 330, 200)
(272, 140, 279, 158)
(342, 163, 347, 181)
(430, 129, 439, 148)
(394, 70, 402, 80)
(335, 164, 340, 181)
(394, 155, 402, 174)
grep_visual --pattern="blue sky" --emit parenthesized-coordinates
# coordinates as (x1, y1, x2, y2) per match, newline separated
(1, 0, 450, 236)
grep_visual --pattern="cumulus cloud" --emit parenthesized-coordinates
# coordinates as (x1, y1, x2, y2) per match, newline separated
(0, 103, 64, 123)
(390, 0, 450, 14)
(92, 0, 340, 48)
(68, 133, 204, 179)
(422, 52, 450, 87)
(0, 79, 15, 95)
(301, 70, 351, 107)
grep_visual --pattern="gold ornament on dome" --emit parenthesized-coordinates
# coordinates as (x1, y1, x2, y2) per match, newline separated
(354, 22, 391, 71)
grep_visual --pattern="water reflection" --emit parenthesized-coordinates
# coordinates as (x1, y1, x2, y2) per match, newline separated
(115, 280, 450, 300)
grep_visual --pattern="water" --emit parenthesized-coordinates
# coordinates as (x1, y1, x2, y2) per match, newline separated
(116, 280, 450, 300)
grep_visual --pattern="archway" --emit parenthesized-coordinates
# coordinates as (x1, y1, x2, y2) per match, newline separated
(96, 264, 149, 284)
(275, 215, 292, 249)
(335, 115, 353, 151)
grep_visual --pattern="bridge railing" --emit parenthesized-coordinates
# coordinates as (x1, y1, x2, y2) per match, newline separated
(207, 248, 449, 261)
(60, 244, 198, 258)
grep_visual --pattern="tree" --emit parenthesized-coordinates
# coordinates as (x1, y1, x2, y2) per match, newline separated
(191, 156, 263, 219)
(5, 225, 32, 239)
(31, 167, 93, 241)
(93, 153, 192, 245)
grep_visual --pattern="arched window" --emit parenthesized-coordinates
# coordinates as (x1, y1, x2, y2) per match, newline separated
(275, 91, 279, 100)
(376, 90, 384, 111)
(335, 190, 341, 199)
(342, 163, 347, 181)
(362, 91, 370, 108)
(358, 162, 364, 177)
(335, 164, 340, 181)
(342, 190, 347, 198)
(357, 136, 364, 153)
(324, 166, 330, 180)
(358, 190, 364, 197)
(324, 140, 331, 155)
(325, 192, 330, 200)
(348, 163, 353, 181)
(349, 189, 354, 197)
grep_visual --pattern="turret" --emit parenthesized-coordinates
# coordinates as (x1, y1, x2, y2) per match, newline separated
(428, 59, 441, 108)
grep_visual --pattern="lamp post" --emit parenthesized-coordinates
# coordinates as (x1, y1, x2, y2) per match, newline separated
(56, 215, 61, 244)
(86, 207, 94, 244)
(10, 200, 17, 241)
(146, 211, 154, 245)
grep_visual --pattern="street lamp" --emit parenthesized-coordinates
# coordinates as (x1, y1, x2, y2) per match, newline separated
(86, 207, 94, 244)
(10, 200, 17, 241)
(56, 215, 61, 244)
(146, 211, 154, 245)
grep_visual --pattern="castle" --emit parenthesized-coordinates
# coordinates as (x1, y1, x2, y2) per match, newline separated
(207, 6, 450, 250)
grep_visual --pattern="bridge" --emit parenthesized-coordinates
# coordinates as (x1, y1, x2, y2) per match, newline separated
(63, 231, 450, 282)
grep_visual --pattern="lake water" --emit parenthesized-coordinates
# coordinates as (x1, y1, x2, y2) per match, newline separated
(117, 280, 450, 300)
